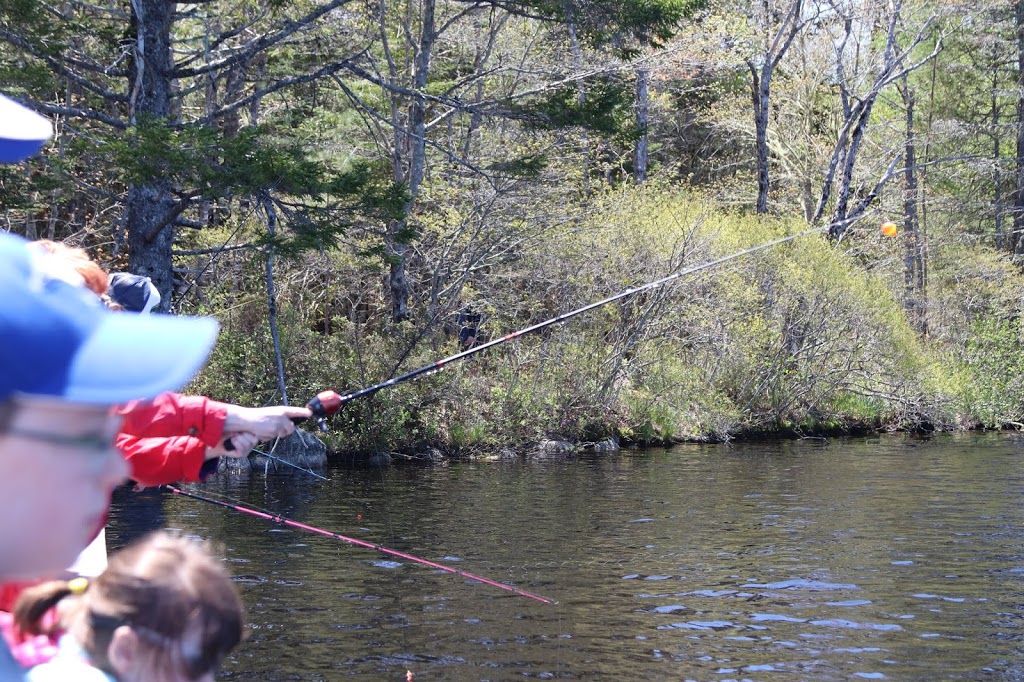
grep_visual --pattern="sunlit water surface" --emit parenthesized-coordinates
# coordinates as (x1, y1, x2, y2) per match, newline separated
(107, 434, 1024, 681)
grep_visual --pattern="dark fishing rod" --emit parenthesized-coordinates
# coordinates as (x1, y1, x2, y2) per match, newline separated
(163, 485, 555, 605)
(296, 225, 829, 429)
(200, 227, 819, 602)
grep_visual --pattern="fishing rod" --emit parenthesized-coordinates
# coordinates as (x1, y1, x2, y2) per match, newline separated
(294, 225, 829, 430)
(200, 226, 820, 602)
(224, 226, 827, 459)
(163, 485, 555, 605)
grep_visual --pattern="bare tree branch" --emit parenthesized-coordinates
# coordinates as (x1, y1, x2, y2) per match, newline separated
(812, 2, 943, 233)
(171, 0, 355, 78)
(197, 58, 362, 125)
(4, 95, 127, 129)
(144, 193, 201, 243)
(173, 243, 259, 256)
(0, 29, 128, 77)
(330, 74, 499, 186)
(172, 7, 271, 70)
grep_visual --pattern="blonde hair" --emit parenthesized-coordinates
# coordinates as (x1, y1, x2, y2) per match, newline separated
(15, 532, 245, 679)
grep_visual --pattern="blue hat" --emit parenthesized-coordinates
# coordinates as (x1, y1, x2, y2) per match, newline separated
(108, 272, 161, 313)
(0, 234, 218, 403)
(0, 94, 52, 163)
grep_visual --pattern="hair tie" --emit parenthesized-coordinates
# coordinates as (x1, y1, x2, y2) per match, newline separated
(67, 577, 89, 595)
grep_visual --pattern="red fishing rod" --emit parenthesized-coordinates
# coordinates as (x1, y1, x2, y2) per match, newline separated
(297, 225, 828, 429)
(163, 485, 556, 605)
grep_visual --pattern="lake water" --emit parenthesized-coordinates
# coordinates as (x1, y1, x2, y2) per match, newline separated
(106, 434, 1024, 681)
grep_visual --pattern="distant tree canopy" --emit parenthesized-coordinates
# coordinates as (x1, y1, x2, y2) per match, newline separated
(0, 0, 700, 316)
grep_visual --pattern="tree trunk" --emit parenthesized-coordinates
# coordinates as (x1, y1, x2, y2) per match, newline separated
(567, 13, 590, 194)
(262, 194, 289, 405)
(634, 66, 649, 183)
(1013, 0, 1024, 253)
(830, 105, 872, 237)
(387, 0, 435, 322)
(749, 0, 806, 216)
(125, 0, 176, 311)
(902, 79, 923, 331)
(993, 48, 1005, 250)
(752, 63, 772, 214)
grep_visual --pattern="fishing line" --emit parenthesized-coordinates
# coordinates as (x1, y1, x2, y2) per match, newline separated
(222, 436, 329, 480)
(163, 485, 555, 604)
(250, 447, 330, 481)
(288, 223, 832, 431)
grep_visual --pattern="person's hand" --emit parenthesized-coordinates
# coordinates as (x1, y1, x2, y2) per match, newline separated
(222, 404, 312, 441)
(207, 432, 259, 460)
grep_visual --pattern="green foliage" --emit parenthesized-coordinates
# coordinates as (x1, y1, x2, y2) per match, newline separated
(517, 77, 640, 140)
(960, 317, 1024, 426)
(524, 0, 705, 56)
(105, 118, 406, 254)
(922, 238, 1024, 427)
(186, 185, 1023, 456)
(0, 1, 65, 51)
(486, 153, 549, 178)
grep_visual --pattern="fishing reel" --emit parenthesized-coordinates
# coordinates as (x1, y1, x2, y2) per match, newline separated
(304, 390, 343, 432)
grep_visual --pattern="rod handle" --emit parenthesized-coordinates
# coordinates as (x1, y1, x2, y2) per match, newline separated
(223, 405, 331, 448)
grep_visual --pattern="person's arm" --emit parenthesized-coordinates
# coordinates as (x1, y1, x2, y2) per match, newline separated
(116, 431, 261, 488)
(117, 392, 227, 447)
(222, 404, 312, 439)
(119, 392, 311, 443)
(117, 433, 209, 487)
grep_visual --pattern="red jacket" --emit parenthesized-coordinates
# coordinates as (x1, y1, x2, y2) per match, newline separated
(116, 392, 229, 488)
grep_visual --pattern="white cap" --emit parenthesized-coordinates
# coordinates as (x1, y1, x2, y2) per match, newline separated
(0, 93, 53, 163)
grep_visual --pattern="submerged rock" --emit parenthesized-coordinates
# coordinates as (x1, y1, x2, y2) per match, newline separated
(536, 439, 578, 455)
(587, 437, 620, 453)
(476, 447, 518, 461)
(410, 447, 445, 463)
(221, 429, 328, 474)
(367, 451, 393, 466)
(260, 429, 328, 468)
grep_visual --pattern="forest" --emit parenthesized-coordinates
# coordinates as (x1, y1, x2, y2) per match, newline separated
(2, 0, 1023, 456)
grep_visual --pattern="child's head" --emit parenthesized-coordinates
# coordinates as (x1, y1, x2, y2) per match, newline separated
(16, 531, 245, 681)
(0, 231, 217, 582)
(30, 239, 109, 296)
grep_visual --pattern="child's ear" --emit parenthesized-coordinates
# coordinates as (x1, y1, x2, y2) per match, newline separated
(107, 625, 139, 674)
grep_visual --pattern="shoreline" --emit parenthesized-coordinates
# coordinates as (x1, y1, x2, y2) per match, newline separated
(317, 418, 1015, 466)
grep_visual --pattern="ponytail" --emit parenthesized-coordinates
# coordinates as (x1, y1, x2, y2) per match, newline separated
(12, 578, 86, 636)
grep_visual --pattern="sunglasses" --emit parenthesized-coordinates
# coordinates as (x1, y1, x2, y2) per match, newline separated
(7, 426, 119, 453)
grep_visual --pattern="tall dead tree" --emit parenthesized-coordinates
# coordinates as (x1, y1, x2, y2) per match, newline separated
(812, 0, 941, 240)
(747, 0, 811, 214)
(1013, 0, 1024, 253)
(635, 66, 650, 183)
(899, 75, 926, 332)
